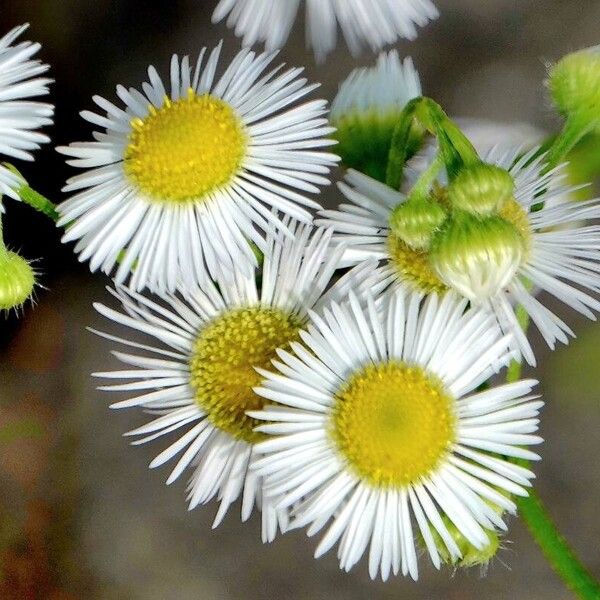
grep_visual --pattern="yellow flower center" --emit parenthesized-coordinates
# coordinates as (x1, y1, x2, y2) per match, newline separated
(387, 232, 448, 294)
(331, 361, 456, 488)
(189, 307, 304, 444)
(499, 197, 533, 257)
(124, 90, 247, 202)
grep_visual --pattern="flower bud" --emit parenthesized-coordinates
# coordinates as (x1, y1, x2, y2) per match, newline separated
(0, 250, 35, 310)
(549, 47, 600, 129)
(389, 197, 447, 251)
(448, 163, 515, 216)
(458, 530, 501, 568)
(428, 518, 501, 569)
(429, 212, 525, 302)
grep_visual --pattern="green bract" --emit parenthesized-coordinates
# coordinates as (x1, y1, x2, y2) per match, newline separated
(335, 111, 406, 182)
(429, 516, 502, 569)
(448, 163, 515, 216)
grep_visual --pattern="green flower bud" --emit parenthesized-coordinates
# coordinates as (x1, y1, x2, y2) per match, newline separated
(389, 197, 447, 251)
(549, 47, 600, 129)
(0, 250, 35, 310)
(430, 212, 525, 302)
(448, 164, 515, 216)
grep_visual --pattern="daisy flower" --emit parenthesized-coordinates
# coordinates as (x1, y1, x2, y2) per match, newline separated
(57, 44, 338, 293)
(0, 24, 53, 202)
(332, 50, 421, 182)
(212, 0, 438, 62)
(318, 147, 600, 365)
(91, 223, 373, 541)
(251, 288, 542, 579)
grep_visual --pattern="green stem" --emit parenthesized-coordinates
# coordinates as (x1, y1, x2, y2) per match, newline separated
(0, 210, 6, 255)
(507, 305, 600, 598)
(386, 99, 421, 190)
(18, 184, 59, 221)
(386, 97, 480, 190)
(2, 163, 58, 222)
(408, 154, 445, 201)
(506, 301, 530, 384)
(517, 487, 600, 599)
(543, 115, 594, 174)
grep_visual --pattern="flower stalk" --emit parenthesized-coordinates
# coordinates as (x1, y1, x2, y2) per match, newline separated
(386, 97, 479, 190)
(2, 163, 58, 221)
(508, 296, 600, 599)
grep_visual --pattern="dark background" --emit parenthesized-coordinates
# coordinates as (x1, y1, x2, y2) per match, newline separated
(0, 1, 599, 598)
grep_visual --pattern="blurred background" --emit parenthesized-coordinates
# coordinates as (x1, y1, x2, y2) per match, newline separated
(0, 0, 599, 598)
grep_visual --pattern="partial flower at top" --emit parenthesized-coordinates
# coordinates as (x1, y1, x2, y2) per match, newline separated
(251, 287, 542, 579)
(92, 222, 374, 542)
(318, 148, 600, 365)
(212, 0, 438, 62)
(0, 24, 53, 202)
(332, 50, 421, 181)
(57, 44, 338, 293)
(331, 52, 545, 187)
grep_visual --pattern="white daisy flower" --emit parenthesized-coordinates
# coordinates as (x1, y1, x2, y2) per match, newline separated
(57, 44, 338, 293)
(0, 24, 53, 202)
(91, 223, 373, 541)
(318, 147, 600, 365)
(212, 0, 438, 62)
(332, 50, 421, 182)
(251, 288, 542, 579)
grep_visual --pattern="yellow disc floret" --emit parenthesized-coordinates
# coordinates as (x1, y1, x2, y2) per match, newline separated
(387, 232, 448, 295)
(189, 307, 304, 444)
(124, 90, 247, 202)
(499, 197, 533, 257)
(331, 361, 456, 488)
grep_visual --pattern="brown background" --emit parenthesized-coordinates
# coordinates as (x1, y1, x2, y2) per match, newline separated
(0, 1, 599, 598)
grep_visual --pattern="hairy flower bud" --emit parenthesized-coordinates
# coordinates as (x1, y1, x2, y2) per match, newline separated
(0, 250, 35, 310)
(430, 212, 525, 302)
(389, 197, 447, 251)
(448, 163, 515, 216)
(549, 47, 600, 129)
(428, 517, 501, 569)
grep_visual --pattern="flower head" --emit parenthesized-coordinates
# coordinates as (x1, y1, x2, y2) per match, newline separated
(252, 288, 542, 579)
(57, 45, 338, 293)
(212, 0, 438, 62)
(91, 223, 372, 540)
(332, 51, 421, 180)
(0, 24, 53, 201)
(319, 147, 600, 365)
